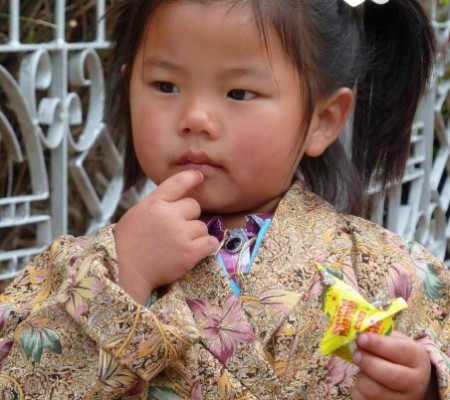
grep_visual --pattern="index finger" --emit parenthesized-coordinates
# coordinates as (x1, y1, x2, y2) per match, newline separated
(356, 332, 427, 368)
(150, 170, 204, 202)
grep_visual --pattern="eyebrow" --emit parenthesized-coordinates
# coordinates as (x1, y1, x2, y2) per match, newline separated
(220, 66, 274, 81)
(143, 58, 273, 81)
(143, 58, 184, 73)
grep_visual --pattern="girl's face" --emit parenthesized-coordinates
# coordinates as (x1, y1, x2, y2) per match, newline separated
(129, 1, 311, 227)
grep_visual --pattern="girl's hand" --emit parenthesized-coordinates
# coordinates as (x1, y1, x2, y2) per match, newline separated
(351, 331, 435, 400)
(114, 170, 219, 304)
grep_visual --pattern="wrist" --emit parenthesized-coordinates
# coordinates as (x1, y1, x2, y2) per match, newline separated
(114, 224, 154, 305)
(116, 245, 154, 305)
(118, 265, 154, 305)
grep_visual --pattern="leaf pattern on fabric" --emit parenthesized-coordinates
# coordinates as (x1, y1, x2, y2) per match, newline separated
(421, 264, 446, 300)
(0, 186, 449, 399)
(274, 360, 288, 377)
(416, 335, 450, 376)
(191, 381, 203, 400)
(56, 260, 104, 322)
(259, 290, 300, 315)
(388, 264, 412, 301)
(414, 263, 445, 300)
(137, 331, 178, 377)
(323, 228, 335, 244)
(326, 355, 358, 386)
(325, 266, 344, 281)
(0, 338, 13, 370)
(28, 265, 48, 285)
(342, 266, 359, 291)
(218, 371, 232, 400)
(102, 334, 128, 350)
(147, 386, 180, 399)
(408, 242, 445, 300)
(16, 325, 62, 363)
(28, 265, 52, 305)
(127, 378, 147, 397)
(308, 275, 322, 300)
(0, 304, 12, 333)
(187, 293, 256, 365)
(138, 334, 160, 358)
(98, 348, 140, 392)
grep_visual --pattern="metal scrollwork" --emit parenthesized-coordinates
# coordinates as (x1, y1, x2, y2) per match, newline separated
(1, 0, 450, 284)
(0, 64, 50, 280)
(0, 0, 112, 281)
(68, 49, 105, 152)
(20, 50, 65, 150)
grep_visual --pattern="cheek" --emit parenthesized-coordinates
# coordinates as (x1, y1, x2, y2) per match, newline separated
(131, 107, 165, 148)
(131, 118, 164, 172)
(129, 92, 166, 145)
(234, 129, 299, 162)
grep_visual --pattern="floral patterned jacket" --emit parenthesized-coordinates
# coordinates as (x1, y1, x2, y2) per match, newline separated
(0, 181, 449, 399)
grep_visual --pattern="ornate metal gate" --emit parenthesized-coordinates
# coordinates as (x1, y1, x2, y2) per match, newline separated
(0, 0, 450, 283)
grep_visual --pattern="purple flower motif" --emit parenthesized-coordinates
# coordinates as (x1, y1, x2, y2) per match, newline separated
(191, 381, 203, 400)
(56, 262, 104, 322)
(342, 266, 359, 291)
(69, 256, 80, 267)
(326, 355, 358, 386)
(416, 335, 450, 376)
(388, 264, 412, 301)
(127, 378, 146, 396)
(187, 293, 256, 365)
(308, 276, 322, 300)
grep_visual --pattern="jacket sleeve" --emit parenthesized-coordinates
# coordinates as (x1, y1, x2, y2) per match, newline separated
(343, 213, 450, 399)
(406, 242, 450, 399)
(0, 226, 200, 399)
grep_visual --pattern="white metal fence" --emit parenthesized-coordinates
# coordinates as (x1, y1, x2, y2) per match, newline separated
(1, 0, 450, 282)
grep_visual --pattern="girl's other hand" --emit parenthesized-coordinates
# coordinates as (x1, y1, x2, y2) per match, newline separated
(351, 331, 437, 400)
(114, 170, 219, 304)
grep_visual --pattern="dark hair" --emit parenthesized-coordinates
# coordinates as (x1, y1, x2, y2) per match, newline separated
(105, 0, 436, 216)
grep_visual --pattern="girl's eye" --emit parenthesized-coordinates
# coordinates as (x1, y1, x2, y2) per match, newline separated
(227, 89, 255, 101)
(154, 81, 179, 93)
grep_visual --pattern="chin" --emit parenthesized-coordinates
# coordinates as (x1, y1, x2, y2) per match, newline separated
(195, 197, 230, 215)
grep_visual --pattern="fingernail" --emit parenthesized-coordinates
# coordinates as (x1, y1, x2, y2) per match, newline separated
(357, 333, 369, 346)
(352, 350, 362, 365)
(194, 170, 204, 180)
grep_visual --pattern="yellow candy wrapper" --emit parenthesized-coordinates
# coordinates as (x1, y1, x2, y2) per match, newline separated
(317, 263, 407, 363)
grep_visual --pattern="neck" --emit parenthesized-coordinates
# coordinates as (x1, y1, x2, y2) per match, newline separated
(202, 195, 283, 229)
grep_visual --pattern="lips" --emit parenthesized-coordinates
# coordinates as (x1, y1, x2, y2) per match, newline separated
(177, 151, 219, 167)
(176, 151, 222, 175)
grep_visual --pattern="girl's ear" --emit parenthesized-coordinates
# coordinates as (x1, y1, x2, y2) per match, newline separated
(120, 64, 127, 76)
(304, 87, 353, 157)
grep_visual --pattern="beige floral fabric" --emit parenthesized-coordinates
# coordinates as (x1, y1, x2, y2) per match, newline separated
(0, 181, 449, 399)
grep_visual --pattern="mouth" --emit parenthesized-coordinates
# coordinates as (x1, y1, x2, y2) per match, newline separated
(176, 151, 222, 174)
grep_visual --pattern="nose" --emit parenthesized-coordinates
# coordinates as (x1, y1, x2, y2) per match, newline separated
(178, 99, 219, 139)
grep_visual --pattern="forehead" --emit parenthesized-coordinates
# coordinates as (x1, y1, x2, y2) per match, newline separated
(136, 0, 289, 71)
(146, 1, 259, 45)
(150, 0, 257, 27)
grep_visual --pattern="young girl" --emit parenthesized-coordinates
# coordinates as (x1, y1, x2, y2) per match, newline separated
(0, 0, 449, 399)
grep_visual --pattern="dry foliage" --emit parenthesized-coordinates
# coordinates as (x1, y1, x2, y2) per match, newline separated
(0, 1, 113, 290)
